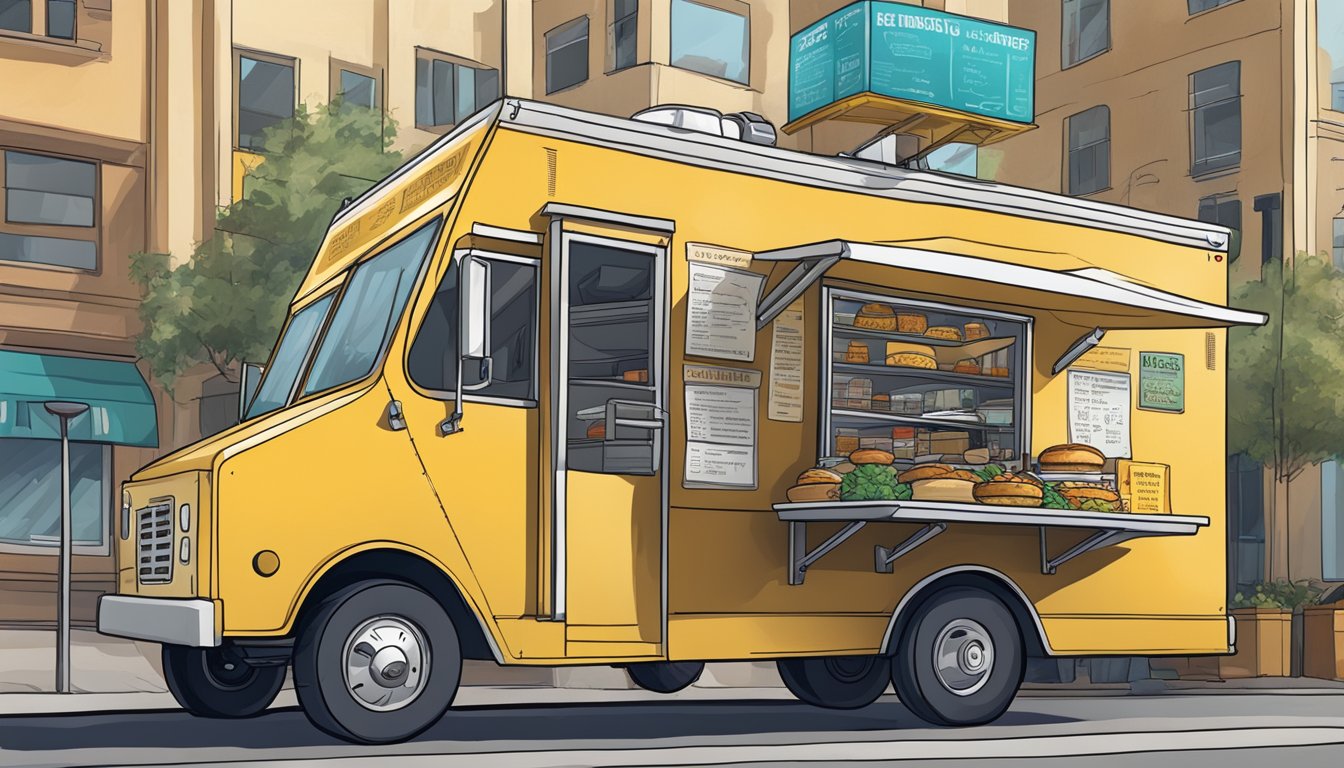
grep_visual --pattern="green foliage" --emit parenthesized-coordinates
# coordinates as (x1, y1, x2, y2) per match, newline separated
(972, 464, 1004, 482)
(841, 464, 904, 501)
(131, 101, 403, 390)
(1230, 579, 1323, 610)
(1041, 482, 1072, 510)
(1228, 254, 1344, 482)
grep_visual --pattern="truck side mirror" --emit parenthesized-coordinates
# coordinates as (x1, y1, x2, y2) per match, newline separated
(238, 362, 264, 422)
(461, 257, 493, 391)
(441, 255, 493, 436)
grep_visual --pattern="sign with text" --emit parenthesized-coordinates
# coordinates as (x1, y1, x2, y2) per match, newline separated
(1138, 352, 1185, 413)
(789, 1, 1036, 124)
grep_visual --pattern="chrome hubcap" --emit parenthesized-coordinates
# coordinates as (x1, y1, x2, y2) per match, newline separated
(342, 615, 429, 712)
(932, 618, 994, 697)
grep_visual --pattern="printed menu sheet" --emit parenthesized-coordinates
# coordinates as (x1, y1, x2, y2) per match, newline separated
(683, 365, 760, 489)
(1067, 369, 1132, 458)
(767, 301, 805, 422)
(685, 262, 765, 362)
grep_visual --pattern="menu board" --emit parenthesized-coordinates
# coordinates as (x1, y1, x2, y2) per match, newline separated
(685, 263, 765, 362)
(1138, 352, 1185, 413)
(684, 365, 761, 489)
(789, 1, 1036, 125)
(1067, 369, 1132, 459)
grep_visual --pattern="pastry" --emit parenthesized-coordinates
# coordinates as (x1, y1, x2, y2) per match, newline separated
(989, 367, 1010, 378)
(964, 322, 990, 340)
(924, 326, 963, 342)
(854, 303, 897, 331)
(898, 463, 954, 483)
(850, 448, 895, 465)
(1038, 443, 1105, 473)
(886, 341, 935, 357)
(910, 476, 977, 503)
(845, 341, 870, 364)
(886, 353, 938, 369)
(953, 359, 981, 375)
(973, 481, 1044, 507)
(797, 468, 845, 485)
(787, 483, 840, 502)
(623, 369, 649, 383)
(1058, 484, 1121, 505)
(586, 421, 606, 439)
(836, 435, 860, 454)
(897, 312, 928, 334)
(963, 448, 991, 464)
(871, 393, 890, 411)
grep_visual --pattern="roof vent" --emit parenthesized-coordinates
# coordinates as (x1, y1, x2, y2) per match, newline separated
(632, 105, 777, 147)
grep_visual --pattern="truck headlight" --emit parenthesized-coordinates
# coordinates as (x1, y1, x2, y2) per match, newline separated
(179, 503, 191, 533)
(120, 491, 131, 540)
(179, 537, 191, 563)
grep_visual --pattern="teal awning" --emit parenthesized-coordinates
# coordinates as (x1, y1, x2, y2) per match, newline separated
(0, 350, 158, 447)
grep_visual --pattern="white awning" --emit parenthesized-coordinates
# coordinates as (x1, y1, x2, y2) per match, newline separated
(754, 240, 1267, 330)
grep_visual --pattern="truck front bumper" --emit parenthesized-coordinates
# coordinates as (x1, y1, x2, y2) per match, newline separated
(97, 596, 219, 647)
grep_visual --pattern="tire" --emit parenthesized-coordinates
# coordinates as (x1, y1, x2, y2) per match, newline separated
(625, 661, 705, 693)
(777, 655, 891, 709)
(891, 586, 1025, 726)
(293, 580, 461, 744)
(162, 643, 286, 718)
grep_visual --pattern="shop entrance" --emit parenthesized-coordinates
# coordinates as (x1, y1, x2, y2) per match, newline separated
(551, 232, 667, 655)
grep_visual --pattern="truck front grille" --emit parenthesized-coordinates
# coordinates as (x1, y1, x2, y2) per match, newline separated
(137, 501, 174, 584)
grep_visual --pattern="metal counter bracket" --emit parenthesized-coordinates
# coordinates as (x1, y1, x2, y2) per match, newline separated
(789, 520, 866, 585)
(1039, 528, 1137, 575)
(875, 522, 947, 574)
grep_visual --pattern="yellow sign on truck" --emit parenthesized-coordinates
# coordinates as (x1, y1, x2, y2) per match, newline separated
(98, 100, 1265, 743)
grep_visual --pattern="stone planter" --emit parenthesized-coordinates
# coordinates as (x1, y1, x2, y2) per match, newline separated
(1219, 607, 1292, 678)
(1303, 605, 1344, 680)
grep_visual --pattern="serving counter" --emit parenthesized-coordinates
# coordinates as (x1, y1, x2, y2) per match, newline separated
(773, 500, 1209, 584)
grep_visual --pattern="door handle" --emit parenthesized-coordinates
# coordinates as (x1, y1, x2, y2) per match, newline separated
(613, 417, 664, 430)
(386, 400, 407, 431)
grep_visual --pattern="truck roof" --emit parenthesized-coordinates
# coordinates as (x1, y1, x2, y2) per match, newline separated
(332, 98, 1229, 256)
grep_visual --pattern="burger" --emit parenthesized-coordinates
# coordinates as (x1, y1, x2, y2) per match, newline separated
(1037, 443, 1105, 473)
(786, 467, 843, 502)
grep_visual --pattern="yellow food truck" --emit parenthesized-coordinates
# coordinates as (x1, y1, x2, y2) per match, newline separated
(98, 99, 1264, 744)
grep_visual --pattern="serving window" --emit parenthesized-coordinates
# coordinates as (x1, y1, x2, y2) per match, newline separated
(822, 288, 1029, 470)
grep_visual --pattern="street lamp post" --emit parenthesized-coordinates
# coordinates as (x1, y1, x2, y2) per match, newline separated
(43, 400, 90, 695)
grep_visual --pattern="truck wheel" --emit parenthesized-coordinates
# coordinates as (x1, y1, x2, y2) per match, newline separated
(777, 655, 891, 709)
(626, 661, 704, 693)
(891, 587, 1024, 726)
(162, 643, 286, 718)
(293, 580, 460, 744)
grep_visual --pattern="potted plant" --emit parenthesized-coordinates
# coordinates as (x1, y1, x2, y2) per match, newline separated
(1220, 580, 1320, 679)
(1304, 588, 1344, 680)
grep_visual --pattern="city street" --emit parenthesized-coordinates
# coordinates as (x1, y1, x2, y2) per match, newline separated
(3, 688, 1344, 767)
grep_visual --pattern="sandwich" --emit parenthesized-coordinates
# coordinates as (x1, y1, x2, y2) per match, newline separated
(1038, 443, 1105, 473)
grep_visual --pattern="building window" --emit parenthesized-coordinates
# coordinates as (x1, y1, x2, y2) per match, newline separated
(1062, 0, 1108, 68)
(331, 61, 380, 112)
(1334, 80, 1344, 113)
(0, 149, 98, 271)
(235, 49, 297, 151)
(919, 142, 978, 177)
(1334, 218, 1344, 269)
(1254, 193, 1282, 264)
(546, 16, 590, 94)
(1326, 460, 1344, 580)
(1190, 61, 1241, 176)
(609, 0, 638, 72)
(0, 0, 30, 33)
(414, 49, 500, 131)
(671, 0, 749, 84)
(45, 0, 73, 38)
(1227, 454, 1266, 597)
(1188, 0, 1240, 12)
(1066, 105, 1110, 196)
(1198, 194, 1242, 262)
(0, 438, 108, 550)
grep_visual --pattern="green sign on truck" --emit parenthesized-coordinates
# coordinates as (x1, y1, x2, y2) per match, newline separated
(789, 1, 1036, 125)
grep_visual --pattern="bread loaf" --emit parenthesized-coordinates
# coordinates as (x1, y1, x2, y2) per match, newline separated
(854, 303, 897, 331)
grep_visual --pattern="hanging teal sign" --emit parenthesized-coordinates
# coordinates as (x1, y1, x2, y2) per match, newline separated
(789, 1, 1036, 125)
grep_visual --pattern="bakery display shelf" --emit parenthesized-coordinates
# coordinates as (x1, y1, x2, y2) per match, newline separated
(834, 326, 1018, 357)
(832, 363, 1016, 390)
(774, 500, 1207, 584)
(830, 408, 1014, 432)
(1035, 471, 1116, 484)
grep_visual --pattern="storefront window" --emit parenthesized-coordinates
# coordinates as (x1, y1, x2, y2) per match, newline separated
(670, 0, 748, 85)
(1227, 453, 1265, 593)
(824, 291, 1027, 469)
(0, 438, 107, 549)
(1323, 460, 1344, 580)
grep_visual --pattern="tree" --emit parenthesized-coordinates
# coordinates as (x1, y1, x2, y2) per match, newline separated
(1229, 254, 1344, 577)
(131, 101, 404, 390)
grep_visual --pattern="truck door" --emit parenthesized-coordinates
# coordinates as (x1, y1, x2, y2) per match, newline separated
(553, 231, 667, 656)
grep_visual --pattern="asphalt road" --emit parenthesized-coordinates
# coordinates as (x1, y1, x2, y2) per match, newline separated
(3, 692, 1344, 767)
